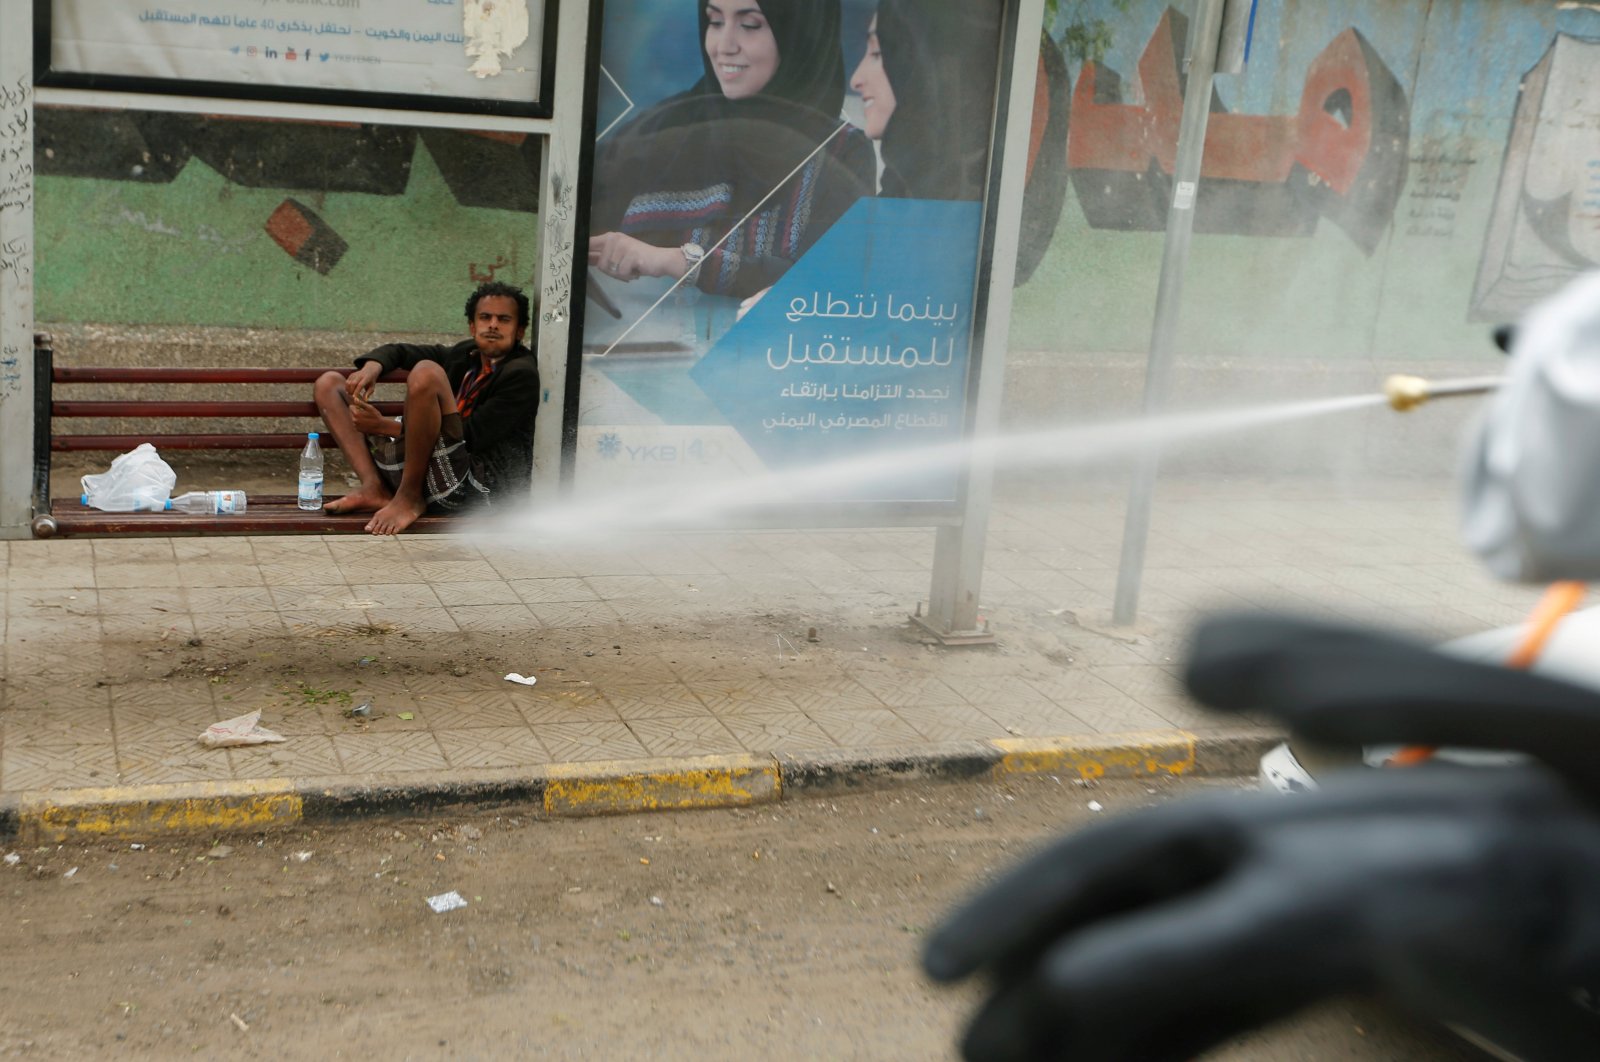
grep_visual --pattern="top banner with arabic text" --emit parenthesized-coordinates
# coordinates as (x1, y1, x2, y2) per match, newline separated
(47, 0, 543, 109)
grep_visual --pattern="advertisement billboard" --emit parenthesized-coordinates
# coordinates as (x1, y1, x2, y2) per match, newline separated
(39, 0, 548, 116)
(578, 0, 1004, 506)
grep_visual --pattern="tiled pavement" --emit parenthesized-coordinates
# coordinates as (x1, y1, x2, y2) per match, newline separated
(0, 476, 1548, 795)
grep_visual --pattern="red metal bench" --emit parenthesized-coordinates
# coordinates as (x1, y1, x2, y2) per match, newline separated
(31, 332, 456, 537)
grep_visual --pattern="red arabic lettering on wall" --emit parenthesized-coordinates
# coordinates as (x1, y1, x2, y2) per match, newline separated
(1020, 5, 1411, 270)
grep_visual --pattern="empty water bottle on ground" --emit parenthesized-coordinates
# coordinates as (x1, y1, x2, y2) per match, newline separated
(299, 432, 324, 511)
(167, 490, 247, 515)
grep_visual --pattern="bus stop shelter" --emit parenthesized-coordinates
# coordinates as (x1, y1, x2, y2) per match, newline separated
(0, 0, 1047, 644)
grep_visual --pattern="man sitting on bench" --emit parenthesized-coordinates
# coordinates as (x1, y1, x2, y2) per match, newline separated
(313, 281, 539, 535)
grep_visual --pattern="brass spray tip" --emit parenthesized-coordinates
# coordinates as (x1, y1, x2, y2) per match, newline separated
(1384, 374, 1431, 412)
(1383, 374, 1504, 412)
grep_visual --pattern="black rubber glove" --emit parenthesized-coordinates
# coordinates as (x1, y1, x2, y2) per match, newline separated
(923, 765, 1600, 1062)
(1184, 611, 1600, 795)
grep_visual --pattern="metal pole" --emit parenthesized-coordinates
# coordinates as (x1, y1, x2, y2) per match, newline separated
(920, 0, 1045, 644)
(31, 332, 52, 524)
(0, 0, 37, 538)
(1110, 0, 1227, 626)
(530, 0, 595, 504)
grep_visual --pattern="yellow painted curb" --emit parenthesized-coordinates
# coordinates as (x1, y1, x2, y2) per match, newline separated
(543, 754, 780, 817)
(991, 730, 1198, 781)
(16, 779, 303, 843)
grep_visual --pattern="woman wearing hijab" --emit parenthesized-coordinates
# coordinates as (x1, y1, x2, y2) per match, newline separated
(588, 0, 876, 300)
(850, 0, 1002, 200)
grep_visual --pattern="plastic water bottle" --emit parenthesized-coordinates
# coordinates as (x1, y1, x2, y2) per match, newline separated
(166, 490, 247, 515)
(79, 491, 167, 512)
(299, 431, 324, 511)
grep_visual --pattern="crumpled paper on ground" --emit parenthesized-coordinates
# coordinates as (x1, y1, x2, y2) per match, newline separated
(198, 710, 287, 748)
(504, 672, 538, 686)
(427, 890, 470, 913)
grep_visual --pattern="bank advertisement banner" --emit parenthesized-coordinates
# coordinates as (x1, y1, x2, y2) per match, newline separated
(580, 0, 1002, 504)
(48, 0, 543, 106)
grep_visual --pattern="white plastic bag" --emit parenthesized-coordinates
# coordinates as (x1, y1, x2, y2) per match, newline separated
(198, 710, 287, 748)
(80, 443, 176, 512)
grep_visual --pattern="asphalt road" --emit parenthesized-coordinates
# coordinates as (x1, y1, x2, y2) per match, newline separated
(0, 774, 1489, 1060)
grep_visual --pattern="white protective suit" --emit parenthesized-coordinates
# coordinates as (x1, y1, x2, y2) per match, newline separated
(1461, 270, 1600, 582)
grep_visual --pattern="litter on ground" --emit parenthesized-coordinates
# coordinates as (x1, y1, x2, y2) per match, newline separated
(427, 891, 469, 913)
(198, 710, 286, 748)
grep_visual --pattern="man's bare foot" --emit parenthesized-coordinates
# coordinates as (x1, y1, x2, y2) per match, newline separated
(325, 487, 391, 514)
(366, 495, 427, 535)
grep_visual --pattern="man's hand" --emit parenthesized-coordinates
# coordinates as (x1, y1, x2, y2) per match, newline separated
(348, 394, 396, 438)
(344, 362, 383, 402)
(924, 765, 1600, 1062)
(588, 232, 685, 283)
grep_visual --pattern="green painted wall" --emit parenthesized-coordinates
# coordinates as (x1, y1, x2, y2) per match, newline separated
(36, 130, 538, 334)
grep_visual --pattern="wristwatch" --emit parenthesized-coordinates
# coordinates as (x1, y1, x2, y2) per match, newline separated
(680, 242, 706, 277)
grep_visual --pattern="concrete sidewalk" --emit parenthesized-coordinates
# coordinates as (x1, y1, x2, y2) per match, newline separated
(0, 476, 1546, 837)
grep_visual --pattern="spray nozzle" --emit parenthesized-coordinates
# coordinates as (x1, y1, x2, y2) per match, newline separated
(1384, 375, 1430, 412)
(1383, 374, 1504, 413)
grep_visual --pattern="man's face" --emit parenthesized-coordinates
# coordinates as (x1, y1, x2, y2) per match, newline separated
(470, 295, 525, 359)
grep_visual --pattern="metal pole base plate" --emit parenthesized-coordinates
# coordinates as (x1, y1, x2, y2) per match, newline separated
(908, 608, 996, 646)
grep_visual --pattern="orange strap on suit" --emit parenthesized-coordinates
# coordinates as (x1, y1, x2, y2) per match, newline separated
(1388, 580, 1587, 767)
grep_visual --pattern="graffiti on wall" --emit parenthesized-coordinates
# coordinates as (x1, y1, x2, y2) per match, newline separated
(1472, 34, 1600, 321)
(35, 110, 540, 276)
(1064, 7, 1409, 252)
(1015, 6, 1414, 283)
(1402, 143, 1477, 242)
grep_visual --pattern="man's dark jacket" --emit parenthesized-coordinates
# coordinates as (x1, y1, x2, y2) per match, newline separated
(355, 339, 539, 500)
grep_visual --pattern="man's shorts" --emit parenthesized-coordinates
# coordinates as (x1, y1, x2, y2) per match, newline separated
(367, 412, 490, 513)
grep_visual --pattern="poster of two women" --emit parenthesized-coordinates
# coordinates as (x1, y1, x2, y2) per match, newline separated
(578, 0, 1005, 503)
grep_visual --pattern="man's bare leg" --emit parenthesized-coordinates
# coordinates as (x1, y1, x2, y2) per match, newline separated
(313, 371, 392, 514)
(368, 362, 453, 535)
